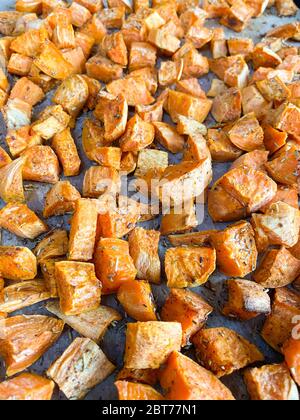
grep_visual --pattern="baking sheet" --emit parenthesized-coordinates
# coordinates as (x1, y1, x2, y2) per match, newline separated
(0, 0, 299, 401)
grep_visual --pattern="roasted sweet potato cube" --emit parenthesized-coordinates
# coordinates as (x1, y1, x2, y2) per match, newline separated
(228, 114, 264, 153)
(10, 27, 48, 57)
(120, 114, 155, 153)
(153, 122, 184, 154)
(136, 101, 164, 122)
(212, 87, 242, 123)
(116, 367, 158, 386)
(62, 47, 87, 75)
(81, 13, 107, 43)
(0, 280, 51, 314)
(129, 42, 157, 72)
(0, 11, 22, 35)
(168, 90, 212, 124)
(228, 37, 254, 58)
(180, 48, 209, 79)
(55, 261, 101, 316)
(208, 182, 247, 223)
(86, 54, 123, 83)
(211, 39, 228, 59)
(265, 142, 300, 186)
(168, 230, 216, 247)
(177, 116, 207, 137)
(52, 20, 75, 50)
(246, 363, 299, 401)
(100, 32, 128, 68)
(76, 0, 103, 13)
(262, 124, 287, 155)
(124, 321, 182, 369)
(193, 327, 264, 377)
(98, 6, 125, 29)
(34, 40, 74, 80)
(95, 238, 137, 294)
(203, 0, 230, 18)
(3, 98, 32, 131)
(107, 76, 154, 107)
(261, 287, 300, 352)
(207, 128, 242, 162)
(148, 24, 180, 56)
(224, 55, 250, 89)
(69, 1, 92, 27)
(283, 338, 300, 387)
(252, 46, 282, 70)
(22, 145, 60, 184)
(222, 279, 270, 321)
(158, 60, 183, 87)
(32, 105, 70, 140)
(176, 78, 206, 99)
(275, 0, 297, 15)
(75, 32, 95, 59)
(256, 76, 290, 103)
(210, 222, 257, 278)
(47, 337, 115, 400)
(0, 246, 37, 281)
(241, 85, 271, 119)
(100, 94, 128, 143)
(159, 159, 212, 208)
(165, 247, 216, 288)
(0, 315, 64, 377)
(254, 247, 300, 289)
(34, 229, 68, 263)
(69, 198, 98, 261)
(52, 75, 89, 118)
(90, 147, 122, 170)
(0, 157, 25, 204)
(40, 258, 62, 298)
(82, 119, 108, 161)
(231, 150, 269, 172)
(219, 167, 277, 213)
(117, 280, 157, 322)
(52, 128, 81, 177)
(115, 381, 163, 400)
(83, 166, 120, 198)
(128, 227, 160, 284)
(161, 289, 213, 346)
(47, 300, 121, 342)
(6, 126, 42, 158)
(160, 351, 235, 400)
(271, 103, 300, 142)
(135, 149, 168, 178)
(160, 200, 198, 236)
(0, 373, 55, 401)
(0, 203, 47, 240)
(220, 0, 254, 32)
(43, 181, 81, 219)
(121, 13, 147, 47)
(260, 185, 298, 214)
(255, 202, 300, 248)
(10, 77, 44, 106)
(7, 53, 33, 76)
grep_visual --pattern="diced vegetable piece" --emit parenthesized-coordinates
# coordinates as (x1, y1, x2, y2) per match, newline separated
(0, 315, 64, 377)
(47, 337, 115, 400)
(165, 247, 216, 288)
(129, 42, 157, 72)
(10, 77, 44, 106)
(153, 122, 185, 153)
(100, 32, 128, 66)
(168, 230, 216, 247)
(107, 76, 154, 107)
(40, 258, 62, 298)
(10, 27, 48, 57)
(207, 128, 242, 162)
(34, 40, 74, 80)
(69, 198, 98, 261)
(117, 280, 157, 322)
(271, 103, 300, 142)
(231, 150, 269, 171)
(115, 381, 163, 400)
(52, 75, 89, 117)
(86, 54, 123, 83)
(31, 105, 70, 140)
(22, 145, 60, 184)
(228, 113, 264, 152)
(160, 200, 198, 236)
(83, 166, 120, 198)
(256, 76, 290, 102)
(0, 280, 51, 314)
(3, 98, 32, 131)
(128, 228, 160, 284)
(160, 351, 235, 400)
(0, 147, 11, 169)
(135, 149, 168, 178)
(99, 94, 128, 143)
(55, 261, 101, 316)
(241, 85, 271, 119)
(211, 87, 242, 123)
(265, 142, 300, 186)
(0, 156, 25, 203)
(244, 364, 299, 400)
(124, 321, 182, 369)
(161, 289, 213, 346)
(0, 373, 55, 401)
(116, 368, 158, 386)
(219, 167, 277, 213)
(208, 183, 247, 223)
(46, 300, 121, 343)
(167, 90, 212, 123)
(6, 126, 42, 158)
(210, 221, 257, 278)
(262, 124, 287, 155)
(95, 238, 137, 294)
(43, 181, 81, 218)
(192, 327, 264, 377)
(260, 185, 298, 213)
(0, 246, 37, 281)
(261, 287, 300, 352)
(120, 114, 155, 152)
(220, 0, 254, 32)
(283, 338, 300, 387)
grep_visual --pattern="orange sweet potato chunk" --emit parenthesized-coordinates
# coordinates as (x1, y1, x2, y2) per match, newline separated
(228, 113, 264, 152)
(55, 261, 101, 316)
(283, 338, 300, 387)
(124, 321, 182, 369)
(43, 181, 81, 218)
(0, 373, 55, 401)
(192, 327, 264, 377)
(52, 128, 81, 177)
(222, 279, 271, 321)
(10, 77, 44, 106)
(94, 238, 137, 295)
(0, 315, 64, 377)
(210, 221, 258, 278)
(117, 280, 157, 322)
(120, 114, 155, 152)
(128, 228, 161, 284)
(160, 351, 235, 400)
(115, 381, 163, 400)
(161, 289, 213, 346)
(0, 246, 37, 281)
(34, 40, 74, 80)
(253, 247, 300, 288)
(208, 183, 247, 223)
(165, 247, 216, 288)
(265, 142, 300, 187)
(22, 145, 60, 184)
(262, 124, 287, 155)
(219, 167, 277, 213)
(261, 287, 300, 352)
(244, 363, 299, 400)
(68, 198, 98, 261)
